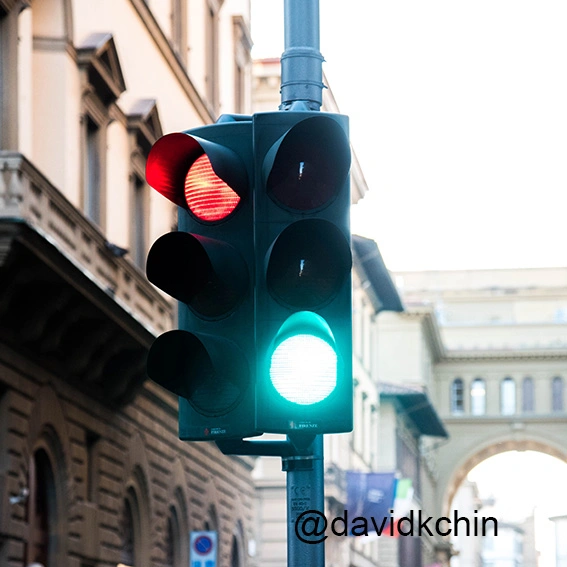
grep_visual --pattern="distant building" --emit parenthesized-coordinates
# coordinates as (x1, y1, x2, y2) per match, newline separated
(450, 480, 483, 567)
(551, 515, 567, 567)
(482, 522, 523, 567)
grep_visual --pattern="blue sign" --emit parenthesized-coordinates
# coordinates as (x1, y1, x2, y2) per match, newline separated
(190, 531, 217, 567)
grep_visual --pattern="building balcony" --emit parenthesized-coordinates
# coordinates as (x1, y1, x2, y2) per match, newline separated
(0, 151, 172, 406)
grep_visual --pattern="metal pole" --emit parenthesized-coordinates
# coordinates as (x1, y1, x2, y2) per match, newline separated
(284, 435, 325, 567)
(281, 0, 324, 111)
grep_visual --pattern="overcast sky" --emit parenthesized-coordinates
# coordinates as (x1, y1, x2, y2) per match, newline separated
(251, 0, 567, 272)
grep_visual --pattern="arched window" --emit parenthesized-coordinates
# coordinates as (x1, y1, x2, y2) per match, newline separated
(231, 535, 241, 567)
(120, 494, 136, 567)
(231, 520, 245, 567)
(27, 448, 57, 566)
(522, 377, 535, 413)
(204, 504, 219, 535)
(552, 376, 564, 412)
(501, 377, 516, 415)
(451, 378, 464, 414)
(165, 500, 187, 567)
(470, 378, 486, 415)
(120, 474, 150, 567)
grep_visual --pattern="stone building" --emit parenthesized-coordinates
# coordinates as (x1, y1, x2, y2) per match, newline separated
(0, 1, 255, 566)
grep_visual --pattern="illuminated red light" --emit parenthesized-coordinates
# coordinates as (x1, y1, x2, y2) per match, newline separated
(184, 154, 240, 222)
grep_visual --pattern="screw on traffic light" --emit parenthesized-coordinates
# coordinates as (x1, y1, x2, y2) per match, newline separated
(145, 116, 260, 441)
(253, 112, 353, 435)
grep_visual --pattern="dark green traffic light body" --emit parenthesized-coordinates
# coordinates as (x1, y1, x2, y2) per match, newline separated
(253, 111, 353, 435)
(145, 117, 260, 441)
(145, 111, 353, 441)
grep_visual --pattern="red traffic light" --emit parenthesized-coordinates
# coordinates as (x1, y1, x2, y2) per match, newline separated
(146, 132, 247, 222)
(185, 154, 240, 221)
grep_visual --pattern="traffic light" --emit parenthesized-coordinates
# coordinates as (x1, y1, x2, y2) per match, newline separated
(253, 112, 353, 435)
(145, 117, 260, 441)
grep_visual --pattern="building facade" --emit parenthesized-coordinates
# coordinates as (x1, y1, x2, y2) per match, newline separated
(377, 268, 567, 567)
(0, 1, 255, 566)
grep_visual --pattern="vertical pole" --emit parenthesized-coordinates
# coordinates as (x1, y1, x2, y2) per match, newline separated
(281, 2, 325, 565)
(284, 435, 325, 567)
(280, 0, 324, 111)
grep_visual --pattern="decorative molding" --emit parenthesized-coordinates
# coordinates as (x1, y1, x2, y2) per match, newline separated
(77, 33, 126, 105)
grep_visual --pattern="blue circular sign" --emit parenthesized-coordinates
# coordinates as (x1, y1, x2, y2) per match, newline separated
(194, 534, 213, 555)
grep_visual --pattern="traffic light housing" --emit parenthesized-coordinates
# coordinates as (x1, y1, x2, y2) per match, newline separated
(145, 117, 260, 441)
(253, 112, 353, 435)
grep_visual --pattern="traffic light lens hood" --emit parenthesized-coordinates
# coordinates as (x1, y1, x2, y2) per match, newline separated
(146, 132, 247, 221)
(146, 231, 248, 319)
(266, 219, 352, 309)
(147, 329, 250, 417)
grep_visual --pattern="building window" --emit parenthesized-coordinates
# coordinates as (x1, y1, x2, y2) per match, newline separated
(85, 116, 102, 224)
(165, 506, 181, 567)
(205, 2, 219, 111)
(522, 377, 535, 413)
(77, 33, 126, 228)
(470, 378, 486, 415)
(552, 376, 564, 412)
(232, 15, 252, 114)
(120, 495, 136, 566)
(501, 377, 516, 415)
(451, 378, 464, 414)
(119, 474, 149, 567)
(396, 429, 421, 501)
(86, 430, 101, 503)
(132, 175, 149, 269)
(231, 535, 240, 567)
(204, 505, 218, 533)
(27, 449, 57, 566)
(171, 0, 187, 63)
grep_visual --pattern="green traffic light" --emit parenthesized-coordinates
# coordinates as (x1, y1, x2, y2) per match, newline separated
(268, 312, 338, 405)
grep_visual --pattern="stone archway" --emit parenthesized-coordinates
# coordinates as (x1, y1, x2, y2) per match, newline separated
(440, 435, 567, 519)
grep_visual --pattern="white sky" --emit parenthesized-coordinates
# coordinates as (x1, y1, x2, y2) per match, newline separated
(251, 0, 567, 272)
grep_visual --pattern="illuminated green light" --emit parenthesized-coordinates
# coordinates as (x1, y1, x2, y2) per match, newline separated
(268, 314, 338, 405)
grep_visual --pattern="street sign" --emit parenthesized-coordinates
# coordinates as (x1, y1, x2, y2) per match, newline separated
(190, 530, 217, 567)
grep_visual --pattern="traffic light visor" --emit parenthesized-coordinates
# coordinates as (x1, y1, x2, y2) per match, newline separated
(146, 132, 247, 222)
(146, 232, 248, 319)
(268, 312, 338, 405)
(264, 115, 351, 211)
(147, 330, 250, 417)
(267, 219, 352, 310)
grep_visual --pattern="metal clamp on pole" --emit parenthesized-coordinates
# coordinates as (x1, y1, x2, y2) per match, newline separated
(280, 0, 324, 111)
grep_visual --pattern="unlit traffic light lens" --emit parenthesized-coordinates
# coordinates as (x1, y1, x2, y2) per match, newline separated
(185, 154, 240, 222)
(267, 219, 352, 309)
(266, 116, 351, 211)
(147, 330, 250, 417)
(146, 232, 248, 319)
